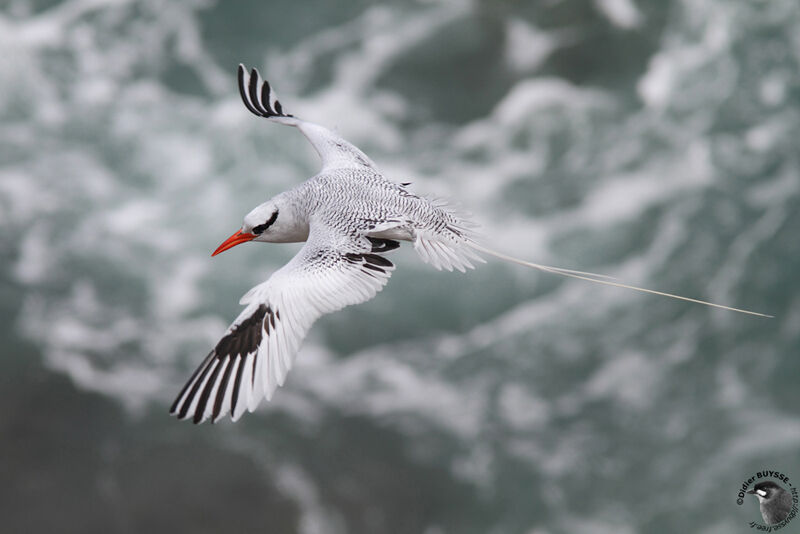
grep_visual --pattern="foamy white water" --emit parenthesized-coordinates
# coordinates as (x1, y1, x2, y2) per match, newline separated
(1, 0, 799, 532)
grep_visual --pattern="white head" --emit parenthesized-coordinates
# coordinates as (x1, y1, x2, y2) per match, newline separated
(212, 194, 308, 256)
(748, 481, 783, 504)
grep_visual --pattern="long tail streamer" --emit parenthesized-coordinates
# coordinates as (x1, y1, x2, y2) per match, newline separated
(468, 242, 772, 318)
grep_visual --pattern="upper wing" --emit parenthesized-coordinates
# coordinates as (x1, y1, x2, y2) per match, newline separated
(237, 64, 378, 173)
(170, 225, 395, 424)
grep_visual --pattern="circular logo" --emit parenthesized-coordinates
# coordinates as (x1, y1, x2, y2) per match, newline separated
(736, 470, 798, 530)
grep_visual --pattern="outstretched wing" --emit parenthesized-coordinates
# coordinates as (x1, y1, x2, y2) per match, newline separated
(170, 225, 395, 424)
(238, 64, 378, 173)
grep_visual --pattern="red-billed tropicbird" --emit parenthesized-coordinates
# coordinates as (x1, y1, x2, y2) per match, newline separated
(170, 65, 770, 424)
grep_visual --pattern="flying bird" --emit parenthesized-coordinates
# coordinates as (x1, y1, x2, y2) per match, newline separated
(748, 481, 793, 525)
(170, 65, 770, 424)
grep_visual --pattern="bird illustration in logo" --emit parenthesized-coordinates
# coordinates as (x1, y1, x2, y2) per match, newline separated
(747, 480, 793, 525)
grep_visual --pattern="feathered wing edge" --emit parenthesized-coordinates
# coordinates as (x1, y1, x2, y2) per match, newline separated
(170, 242, 397, 424)
(237, 64, 378, 171)
(168, 302, 301, 424)
(237, 64, 297, 124)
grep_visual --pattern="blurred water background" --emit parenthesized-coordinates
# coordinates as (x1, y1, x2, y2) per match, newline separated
(1, 0, 799, 532)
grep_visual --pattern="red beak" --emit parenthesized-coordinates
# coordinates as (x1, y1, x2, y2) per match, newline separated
(212, 230, 256, 256)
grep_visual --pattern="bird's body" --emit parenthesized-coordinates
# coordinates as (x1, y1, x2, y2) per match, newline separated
(170, 65, 770, 424)
(286, 168, 473, 250)
(749, 481, 794, 525)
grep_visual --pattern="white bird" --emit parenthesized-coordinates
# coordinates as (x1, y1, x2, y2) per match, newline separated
(170, 65, 770, 424)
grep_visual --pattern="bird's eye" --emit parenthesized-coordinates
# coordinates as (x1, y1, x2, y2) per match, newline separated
(252, 210, 279, 235)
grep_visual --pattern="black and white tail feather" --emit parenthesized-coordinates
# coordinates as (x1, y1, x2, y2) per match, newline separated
(170, 65, 771, 426)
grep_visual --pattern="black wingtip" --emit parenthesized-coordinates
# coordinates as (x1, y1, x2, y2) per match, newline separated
(237, 63, 292, 120)
(249, 68, 267, 115)
(261, 79, 272, 114)
(238, 64, 262, 117)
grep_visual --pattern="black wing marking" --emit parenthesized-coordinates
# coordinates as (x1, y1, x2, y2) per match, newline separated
(171, 245, 397, 424)
(170, 304, 275, 423)
(366, 237, 400, 253)
(343, 252, 395, 276)
(237, 64, 293, 119)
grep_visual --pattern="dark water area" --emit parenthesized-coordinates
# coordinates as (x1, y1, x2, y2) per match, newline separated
(1, 0, 799, 532)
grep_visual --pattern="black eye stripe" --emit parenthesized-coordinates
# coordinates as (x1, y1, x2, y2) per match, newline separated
(252, 210, 279, 235)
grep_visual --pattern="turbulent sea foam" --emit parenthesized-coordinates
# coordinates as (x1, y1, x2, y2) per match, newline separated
(2, 1, 799, 533)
